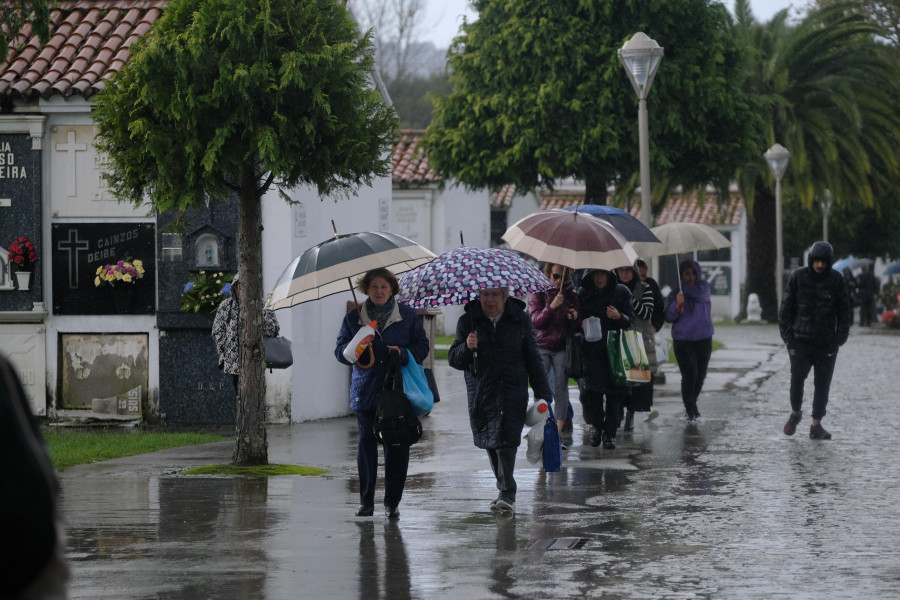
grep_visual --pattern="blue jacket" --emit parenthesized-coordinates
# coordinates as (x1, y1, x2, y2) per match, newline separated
(335, 301, 429, 412)
(448, 297, 552, 450)
(665, 259, 714, 342)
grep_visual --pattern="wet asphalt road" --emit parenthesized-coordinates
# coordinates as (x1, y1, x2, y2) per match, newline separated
(59, 324, 900, 599)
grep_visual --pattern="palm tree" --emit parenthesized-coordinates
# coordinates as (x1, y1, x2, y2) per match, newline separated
(733, 0, 900, 320)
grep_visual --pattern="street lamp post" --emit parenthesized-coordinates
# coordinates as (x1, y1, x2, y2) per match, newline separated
(765, 143, 791, 312)
(619, 32, 664, 228)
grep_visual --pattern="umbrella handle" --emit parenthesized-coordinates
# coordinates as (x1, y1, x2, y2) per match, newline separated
(356, 345, 376, 370)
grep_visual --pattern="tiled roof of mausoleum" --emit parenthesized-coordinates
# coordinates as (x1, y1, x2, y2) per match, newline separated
(540, 188, 744, 227)
(391, 129, 441, 185)
(1, 1, 167, 100)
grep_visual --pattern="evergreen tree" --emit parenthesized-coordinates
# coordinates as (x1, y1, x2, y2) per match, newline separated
(423, 0, 756, 207)
(94, 0, 397, 465)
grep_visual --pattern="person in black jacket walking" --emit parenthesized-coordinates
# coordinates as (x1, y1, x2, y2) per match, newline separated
(448, 287, 553, 514)
(779, 242, 852, 440)
(578, 269, 635, 449)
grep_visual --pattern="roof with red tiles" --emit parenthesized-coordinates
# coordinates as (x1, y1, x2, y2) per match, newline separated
(389, 132, 743, 226)
(392, 129, 441, 185)
(1, 1, 167, 101)
(540, 188, 744, 227)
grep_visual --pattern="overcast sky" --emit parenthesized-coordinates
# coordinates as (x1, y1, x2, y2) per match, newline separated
(422, 1, 801, 48)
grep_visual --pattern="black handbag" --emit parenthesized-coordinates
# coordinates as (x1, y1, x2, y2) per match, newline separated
(564, 332, 585, 379)
(264, 336, 293, 371)
(374, 353, 423, 447)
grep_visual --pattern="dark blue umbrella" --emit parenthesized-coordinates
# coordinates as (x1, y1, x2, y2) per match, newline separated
(562, 204, 660, 243)
(883, 261, 900, 276)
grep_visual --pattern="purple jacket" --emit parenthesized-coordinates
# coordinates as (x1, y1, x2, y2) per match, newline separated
(527, 284, 582, 352)
(665, 259, 714, 341)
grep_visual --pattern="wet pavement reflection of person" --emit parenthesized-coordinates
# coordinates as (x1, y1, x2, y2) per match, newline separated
(356, 520, 411, 600)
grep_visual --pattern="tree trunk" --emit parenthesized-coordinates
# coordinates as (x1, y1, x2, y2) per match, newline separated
(584, 177, 607, 205)
(745, 179, 778, 322)
(233, 162, 268, 466)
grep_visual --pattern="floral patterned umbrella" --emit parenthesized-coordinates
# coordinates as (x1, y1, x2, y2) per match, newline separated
(396, 247, 554, 308)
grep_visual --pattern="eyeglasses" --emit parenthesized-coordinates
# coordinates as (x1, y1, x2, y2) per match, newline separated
(551, 274, 562, 280)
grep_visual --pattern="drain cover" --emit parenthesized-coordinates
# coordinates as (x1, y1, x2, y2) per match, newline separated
(527, 537, 589, 551)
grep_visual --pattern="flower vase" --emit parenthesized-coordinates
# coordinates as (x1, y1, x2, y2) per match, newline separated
(112, 286, 134, 314)
(15, 271, 32, 291)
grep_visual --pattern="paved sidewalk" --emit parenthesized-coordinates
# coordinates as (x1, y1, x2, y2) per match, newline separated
(59, 323, 898, 599)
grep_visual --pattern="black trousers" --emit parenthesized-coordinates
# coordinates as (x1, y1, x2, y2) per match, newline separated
(486, 447, 518, 503)
(581, 387, 627, 439)
(673, 337, 713, 411)
(356, 410, 409, 508)
(788, 341, 838, 421)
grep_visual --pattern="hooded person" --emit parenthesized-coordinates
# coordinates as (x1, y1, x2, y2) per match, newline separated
(577, 268, 635, 449)
(616, 262, 659, 430)
(664, 258, 713, 421)
(448, 287, 552, 513)
(779, 241, 852, 440)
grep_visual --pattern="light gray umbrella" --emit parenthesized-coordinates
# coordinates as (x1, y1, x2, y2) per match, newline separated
(630, 222, 732, 290)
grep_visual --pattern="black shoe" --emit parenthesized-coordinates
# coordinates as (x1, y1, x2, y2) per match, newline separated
(623, 411, 634, 432)
(602, 434, 616, 450)
(589, 427, 602, 447)
(809, 423, 832, 440)
(783, 412, 801, 436)
(385, 505, 400, 519)
(355, 504, 374, 517)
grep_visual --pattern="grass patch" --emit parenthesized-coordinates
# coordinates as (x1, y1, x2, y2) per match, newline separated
(44, 430, 227, 471)
(183, 464, 328, 477)
(434, 334, 453, 360)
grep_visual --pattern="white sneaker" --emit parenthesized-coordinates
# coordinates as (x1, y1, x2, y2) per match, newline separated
(644, 409, 659, 422)
(493, 498, 515, 512)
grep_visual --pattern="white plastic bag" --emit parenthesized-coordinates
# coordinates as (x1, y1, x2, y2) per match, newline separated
(654, 333, 670, 364)
(524, 421, 544, 464)
(582, 316, 603, 342)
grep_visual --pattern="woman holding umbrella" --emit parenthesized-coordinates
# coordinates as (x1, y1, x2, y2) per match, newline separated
(578, 269, 634, 449)
(665, 259, 714, 421)
(527, 263, 581, 440)
(335, 268, 429, 519)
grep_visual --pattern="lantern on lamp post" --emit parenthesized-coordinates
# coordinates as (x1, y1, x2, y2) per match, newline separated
(619, 32, 664, 228)
(764, 143, 791, 311)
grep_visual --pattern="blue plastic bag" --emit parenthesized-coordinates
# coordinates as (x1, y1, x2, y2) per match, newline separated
(542, 405, 562, 472)
(401, 350, 434, 417)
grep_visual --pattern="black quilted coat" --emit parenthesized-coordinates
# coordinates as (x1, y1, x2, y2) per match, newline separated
(448, 297, 552, 450)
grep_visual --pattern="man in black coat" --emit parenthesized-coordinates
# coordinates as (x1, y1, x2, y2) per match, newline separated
(578, 269, 635, 449)
(779, 241, 852, 440)
(449, 287, 553, 514)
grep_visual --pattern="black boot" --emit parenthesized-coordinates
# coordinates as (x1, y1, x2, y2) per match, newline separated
(623, 411, 634, 432)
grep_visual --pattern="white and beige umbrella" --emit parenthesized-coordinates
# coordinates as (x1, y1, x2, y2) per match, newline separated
(268, 227, 435, 310)
(630, 222, 732, 290)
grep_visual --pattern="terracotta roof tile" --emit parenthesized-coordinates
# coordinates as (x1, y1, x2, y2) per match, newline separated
(1, 1, 167, 101)
(540, 188, 744, 227)
(392, 129, 441, 185)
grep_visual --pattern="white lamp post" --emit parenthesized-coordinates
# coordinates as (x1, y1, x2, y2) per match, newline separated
(765, 143, 791, 311)
(619, 32, 664, 228)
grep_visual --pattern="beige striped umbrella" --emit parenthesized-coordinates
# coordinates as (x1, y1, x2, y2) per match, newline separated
(502, 209, 638, 271)
(268, 229, 435, 310)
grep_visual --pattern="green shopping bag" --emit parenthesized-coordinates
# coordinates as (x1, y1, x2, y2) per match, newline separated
(607, 326, 652, 386)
